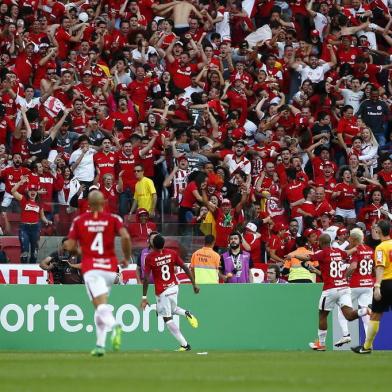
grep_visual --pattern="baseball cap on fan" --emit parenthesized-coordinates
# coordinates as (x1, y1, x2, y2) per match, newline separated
(137, 208, 149, 217)
(337, 227, 348, 236)
(221, 198, 231, 206)
(311, 29, 319, 38)
(246, 222, 257, 233)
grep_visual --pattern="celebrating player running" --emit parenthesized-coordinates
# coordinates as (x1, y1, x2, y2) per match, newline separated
(140, 233, 200, 351)
(295, 233, 371, 351)
(65, 190, 132, 357)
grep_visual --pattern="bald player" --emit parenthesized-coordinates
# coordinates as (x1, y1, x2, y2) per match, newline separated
(295, 233, 371, 351)
(66, 190, 132, 357)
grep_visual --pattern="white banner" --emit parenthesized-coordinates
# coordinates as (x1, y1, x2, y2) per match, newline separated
(0, 264, 48, 285)
(0, 264, 192, 285)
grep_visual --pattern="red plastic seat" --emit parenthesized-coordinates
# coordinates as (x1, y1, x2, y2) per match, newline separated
(0, 237, 21, 263)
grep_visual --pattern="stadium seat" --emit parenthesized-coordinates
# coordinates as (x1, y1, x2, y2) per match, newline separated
(3, 213, 21, 236)
(0, 237, 21, 264)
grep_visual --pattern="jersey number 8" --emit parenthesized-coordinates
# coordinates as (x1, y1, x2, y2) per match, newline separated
(161, 265, 171, 281)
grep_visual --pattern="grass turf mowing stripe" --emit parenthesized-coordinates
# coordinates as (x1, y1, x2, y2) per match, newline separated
(0, 351, 390, 392)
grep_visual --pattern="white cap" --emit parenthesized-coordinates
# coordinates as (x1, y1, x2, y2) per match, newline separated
(246, 223, 257, 233)
(79, 12, 89, 23)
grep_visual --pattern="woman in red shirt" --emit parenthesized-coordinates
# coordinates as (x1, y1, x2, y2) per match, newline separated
(337, 105, 360, 152)
(358, 188, 390, 232)
(179, 172, 208, 225)
(332, 169, 358, 225)
(11, 176, 51, 263)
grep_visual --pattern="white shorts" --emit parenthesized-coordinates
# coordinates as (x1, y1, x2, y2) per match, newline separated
(84, 270, 117, 301)
(335, 207, 356, 219)
(351, 287, 373, 308)
(156, 285, 179, 317)
(319, 287, 353, 311)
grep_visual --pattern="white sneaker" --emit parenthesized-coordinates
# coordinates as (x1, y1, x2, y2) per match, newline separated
(334, 335, 351, 347)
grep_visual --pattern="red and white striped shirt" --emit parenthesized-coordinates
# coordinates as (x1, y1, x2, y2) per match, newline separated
(173, 169, 189, 203)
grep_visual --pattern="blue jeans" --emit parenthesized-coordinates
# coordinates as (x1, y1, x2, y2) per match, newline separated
(374, 132, 387, 147)
(19, 223, 40, 264)
(119, 188, 133, 217)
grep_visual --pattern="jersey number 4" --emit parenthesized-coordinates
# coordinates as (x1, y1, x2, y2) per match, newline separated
(91, 232, 104, 255)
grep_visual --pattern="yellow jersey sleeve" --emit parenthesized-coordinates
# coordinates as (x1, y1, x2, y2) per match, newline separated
(375, 240, 392, 281)
(375, 246, 386, 267)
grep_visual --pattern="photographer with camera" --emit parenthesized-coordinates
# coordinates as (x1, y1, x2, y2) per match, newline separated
(40, 238, 83, 284)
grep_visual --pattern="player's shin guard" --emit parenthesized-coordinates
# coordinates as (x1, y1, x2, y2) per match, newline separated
(337, 307, 349, 336)
(318, 329, 327, 346)
(361, 314, 370, 335)
(94, 310, 108, 348)
(166, 319, 187, 347)
(97, 304, 116, 330)
(363, 320, 379, 350)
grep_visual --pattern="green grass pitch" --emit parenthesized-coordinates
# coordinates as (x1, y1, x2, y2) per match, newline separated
(0, 351, 391, 392)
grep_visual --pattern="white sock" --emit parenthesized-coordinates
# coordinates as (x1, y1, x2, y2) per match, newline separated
(97, 304, 116, 330)
(318, 329, 327, 345)
(173, 306, 187, 317)
(166, 319, 187, 346)
(337, 307, 349, 336)
(94, 310, 108, 348)
(357, 307, 368, 317)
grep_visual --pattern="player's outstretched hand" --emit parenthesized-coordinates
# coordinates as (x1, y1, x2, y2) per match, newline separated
(193, 285, 200, 294)
(140, 298, 149, 310)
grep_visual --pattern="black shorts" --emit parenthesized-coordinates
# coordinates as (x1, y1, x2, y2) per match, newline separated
(372, 280, 392, 313)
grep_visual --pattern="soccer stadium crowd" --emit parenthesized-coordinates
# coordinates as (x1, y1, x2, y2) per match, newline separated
(0, 0, 391, 277)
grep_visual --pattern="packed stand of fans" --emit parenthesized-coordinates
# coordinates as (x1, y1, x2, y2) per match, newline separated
(0, 0, 391, 275)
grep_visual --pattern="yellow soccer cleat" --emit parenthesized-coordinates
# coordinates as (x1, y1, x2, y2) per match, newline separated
(91, 346, 105, 357)
(111, 325, 122, 352)
(176, 344, 191, 352)
(185, 311, 198, 328)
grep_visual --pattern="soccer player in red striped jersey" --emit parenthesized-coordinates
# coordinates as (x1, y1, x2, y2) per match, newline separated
(334, 228, 374, 347)
(295, 233, 371, 351)
(140, 234, 200, 351)
(65, 190, 131, 357)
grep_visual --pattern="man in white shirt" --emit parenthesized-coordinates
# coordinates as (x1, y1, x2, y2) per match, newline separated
(337, 78, 364, 114)
(224, 139, 251, 185)
(306, 0, 330, 41)
(69, 135, 96, 185)
(291, 45, 336, 84)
